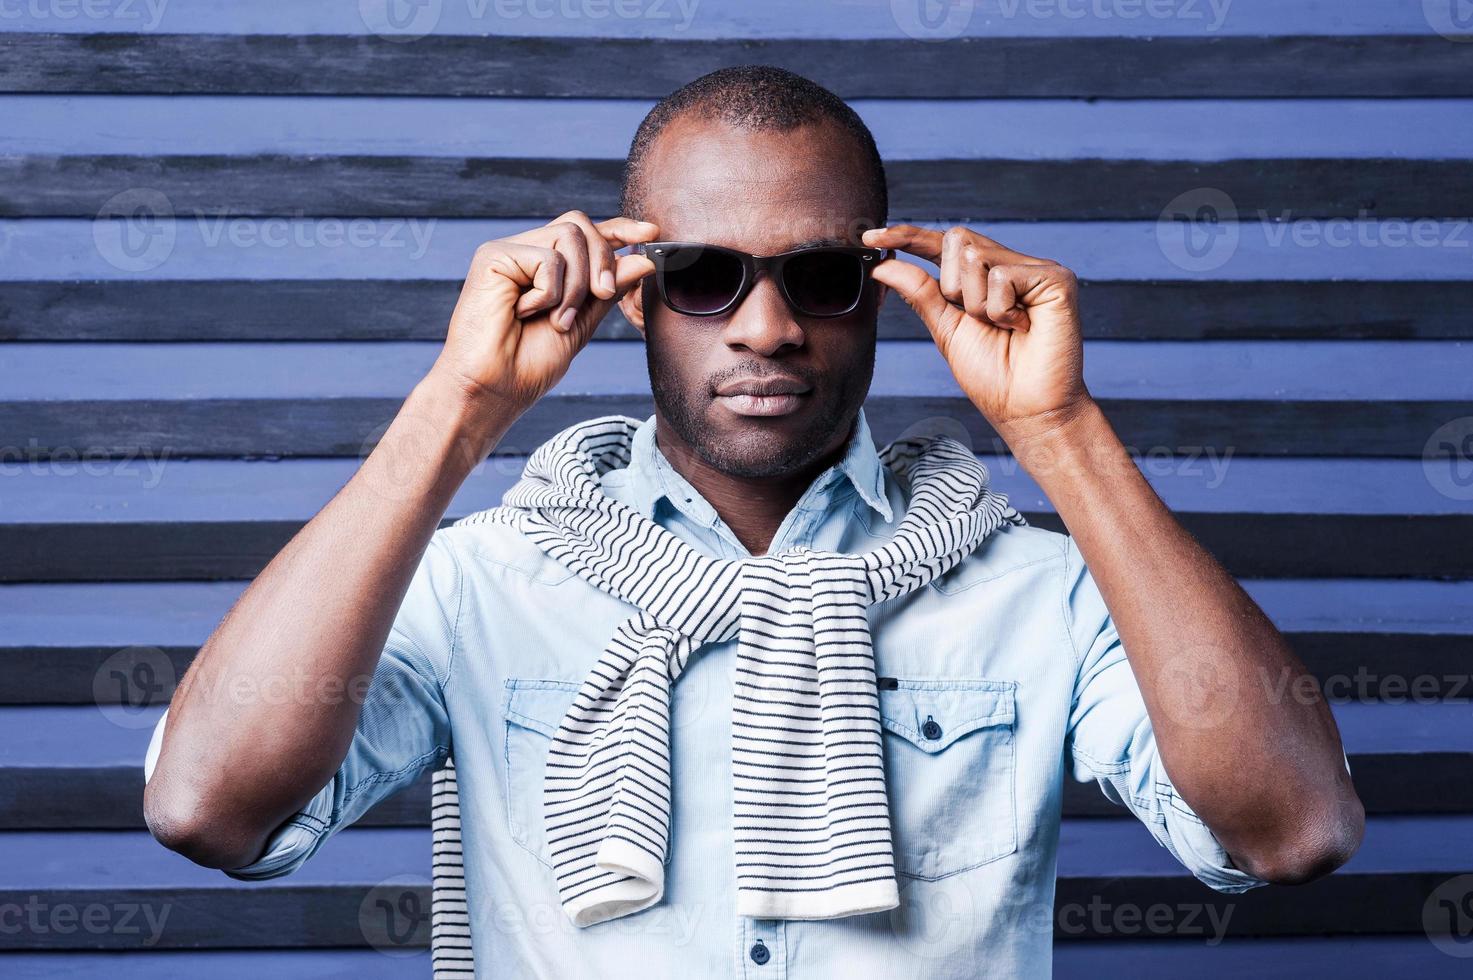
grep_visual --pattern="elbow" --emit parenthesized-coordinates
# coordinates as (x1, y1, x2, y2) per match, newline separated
(1240, 794, 1366, 886)
(143, 778, 266, 872)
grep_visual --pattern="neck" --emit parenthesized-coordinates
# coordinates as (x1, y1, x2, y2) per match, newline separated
(653, 418, 851, 556)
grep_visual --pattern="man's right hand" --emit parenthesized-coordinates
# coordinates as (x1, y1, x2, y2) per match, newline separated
(145, 211, 660, 873)
(429, 211, 660, 420)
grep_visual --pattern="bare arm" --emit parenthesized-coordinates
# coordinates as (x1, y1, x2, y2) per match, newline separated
(865, 223, 1363, 884)
(144, 212, 658, 869)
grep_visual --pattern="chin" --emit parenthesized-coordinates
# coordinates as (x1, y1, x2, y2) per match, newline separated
(695, 413, 834, 479)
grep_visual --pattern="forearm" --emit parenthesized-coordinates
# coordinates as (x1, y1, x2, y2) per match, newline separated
(145, 373, 513, 866)
(1000, 399, 1362, 881)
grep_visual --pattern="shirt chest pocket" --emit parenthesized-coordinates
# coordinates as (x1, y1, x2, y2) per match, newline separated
(503, 679, 582, 870)
(878, 678, 1019, 880)
(502, 678, 676, 871)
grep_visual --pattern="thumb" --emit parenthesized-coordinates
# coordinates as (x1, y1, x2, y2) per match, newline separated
(570, 252, 655, 345)
(870, 257, 959, 354)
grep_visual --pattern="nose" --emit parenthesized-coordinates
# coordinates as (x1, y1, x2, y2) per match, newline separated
(721, 273, 805, 357)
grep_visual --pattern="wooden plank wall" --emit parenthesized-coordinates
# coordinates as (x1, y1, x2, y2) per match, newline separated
(1, 1, 1471, 975)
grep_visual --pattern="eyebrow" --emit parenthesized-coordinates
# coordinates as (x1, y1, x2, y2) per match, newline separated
(788, 236, 847, 250)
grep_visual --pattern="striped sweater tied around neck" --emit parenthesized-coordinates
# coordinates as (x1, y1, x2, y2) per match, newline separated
(451, 415, 1026, 930)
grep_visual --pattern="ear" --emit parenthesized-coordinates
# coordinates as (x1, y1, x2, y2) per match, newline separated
(619, 277, 648, 338)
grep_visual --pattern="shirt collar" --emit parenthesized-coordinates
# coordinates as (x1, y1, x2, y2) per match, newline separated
(620, 407, 894, 525)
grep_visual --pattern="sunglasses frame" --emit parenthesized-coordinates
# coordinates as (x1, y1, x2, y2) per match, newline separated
(637, 241, 886, 319)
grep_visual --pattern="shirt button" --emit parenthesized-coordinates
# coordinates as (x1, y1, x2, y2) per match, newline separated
(921, 715, 943, 740)
(750, 940, 770, 965)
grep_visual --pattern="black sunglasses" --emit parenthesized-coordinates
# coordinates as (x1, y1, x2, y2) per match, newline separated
(637, 241, 885, 318)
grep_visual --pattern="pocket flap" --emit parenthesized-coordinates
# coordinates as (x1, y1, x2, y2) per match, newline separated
(878, 679, 1016, 754)
(503, 679, 582, 737)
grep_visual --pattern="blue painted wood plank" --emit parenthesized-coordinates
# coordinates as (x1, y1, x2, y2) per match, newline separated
(0, 814, 1461, 890)
(0, 0, 1441, 38)
(3, 340, 1467, 400)
(3, 579, 1469, 648)
(1055, 938, 1473, 979)
(0, 698, 1467, 772)
(0, 828, 428, 888)
(0, 950, 427, 980)
(8, 219, 1472, 281)
(2, 456, 1465, 521)
(0, 582, 246, 647)
(1250, 580, 1473, 635)
(1060, 814, 1473, 877)
(7, 97, 1473, 160)
(0, 707, 163, 766)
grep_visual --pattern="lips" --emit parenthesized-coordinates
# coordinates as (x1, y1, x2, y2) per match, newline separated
(713, 376, 813, 418)
(714, 377, 811, 397)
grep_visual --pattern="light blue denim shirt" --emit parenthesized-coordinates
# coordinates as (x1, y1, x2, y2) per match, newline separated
(145, 409, 1263, 977)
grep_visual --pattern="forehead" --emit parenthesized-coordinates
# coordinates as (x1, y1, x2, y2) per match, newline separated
(639, 114, 879, 253)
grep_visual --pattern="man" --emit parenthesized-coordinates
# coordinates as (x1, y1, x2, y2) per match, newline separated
(143, 66, 1362, 976)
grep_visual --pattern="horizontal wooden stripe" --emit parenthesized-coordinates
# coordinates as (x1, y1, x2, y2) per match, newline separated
(1054, 937, 1473, 979)
(0, 885, 416, 949)
(2, 456, 1462, 523)
(0, 950, 420, 980)
(1032, 513, 1473, 580)
(4, 580, 1467, 652)
(0, 0, 1444, 40)
(9, 218, 1472, 282)
(5, 514, 1471, 582)
(3, 813, 1457, 882)
(1, 396, 1461, 457)
(0, 870, 1452, 947)
(5, 749, 1464, 831)
(1248, 581, 1473, 636)
(8, 97, 1473, 162)
(1054, 872, 1455, 939)
(0, 766, 428, 830)
(9, 340, 1463, 402)
(7, 279, 1472, 341)
(3, 34, 1471, 98)
(1291, 633, 1473, 703)
(7, 632, 1468, 707)
(8, 155, 1473, 219)
(1061, 753, 1473, 818)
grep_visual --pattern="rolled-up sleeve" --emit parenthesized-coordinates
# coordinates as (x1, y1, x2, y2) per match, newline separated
(143, 532, 461, 879)
(1060, 537, 1267, 895)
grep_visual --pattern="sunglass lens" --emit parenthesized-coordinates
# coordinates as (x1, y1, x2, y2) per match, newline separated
(660, 246, 745, 315)
(782, 251, 866, 317)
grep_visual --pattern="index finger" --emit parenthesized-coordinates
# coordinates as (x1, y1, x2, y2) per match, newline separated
(863, 224, 944, 263)
(864, 224, 1046, 267)
(595, 216, 661, 249)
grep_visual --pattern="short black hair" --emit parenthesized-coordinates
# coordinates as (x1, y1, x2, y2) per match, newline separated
(618, 65, 888, 227)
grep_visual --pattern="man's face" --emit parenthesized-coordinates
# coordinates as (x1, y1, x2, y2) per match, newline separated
(621, 115, 884, 479)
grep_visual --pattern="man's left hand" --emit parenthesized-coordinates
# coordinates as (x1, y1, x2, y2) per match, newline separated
(862, 224, 1092, 446)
